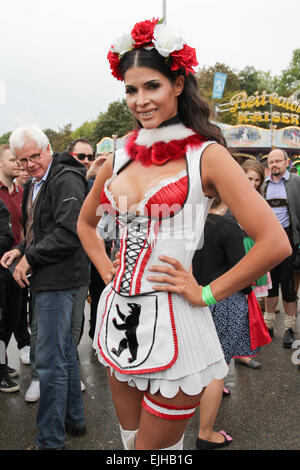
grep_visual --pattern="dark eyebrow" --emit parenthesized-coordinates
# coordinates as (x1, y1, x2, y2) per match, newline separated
(144, 79, 160, 85)
(125, 79, 161, 89)
(125, 84, 136, 91)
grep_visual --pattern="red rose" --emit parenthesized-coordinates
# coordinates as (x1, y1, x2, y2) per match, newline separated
(131, 18, 159, 48)
(170, 44, 198, 75)
(107, 50, 122, 81)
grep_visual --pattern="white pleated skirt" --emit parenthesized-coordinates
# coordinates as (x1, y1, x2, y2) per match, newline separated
(93, 284, 228, 399)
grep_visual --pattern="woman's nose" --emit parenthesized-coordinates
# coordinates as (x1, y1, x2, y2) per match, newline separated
(136, 90, 150, 106)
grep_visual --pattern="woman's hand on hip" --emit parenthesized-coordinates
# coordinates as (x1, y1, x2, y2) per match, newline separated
(147, 255, 205, 306)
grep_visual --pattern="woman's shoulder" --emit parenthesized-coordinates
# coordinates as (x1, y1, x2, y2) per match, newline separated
(187, 140, 229, 169)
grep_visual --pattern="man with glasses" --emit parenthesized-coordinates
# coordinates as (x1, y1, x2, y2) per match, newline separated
(0, 127, 89, 449)
(65, 139, 96, 377)
(263, 148, 300, 349)
(68, 139, 108, 341)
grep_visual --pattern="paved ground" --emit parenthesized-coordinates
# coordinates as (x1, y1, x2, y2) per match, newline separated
(1, 298, 299, 453)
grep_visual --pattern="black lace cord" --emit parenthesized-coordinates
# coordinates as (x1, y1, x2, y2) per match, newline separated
(118, 216, 151, 294)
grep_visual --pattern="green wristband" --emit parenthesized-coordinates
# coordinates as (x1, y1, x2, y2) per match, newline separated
(202, 284, 217, 306)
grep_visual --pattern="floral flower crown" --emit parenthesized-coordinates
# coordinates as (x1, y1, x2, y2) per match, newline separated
(107, 18, 198, 81)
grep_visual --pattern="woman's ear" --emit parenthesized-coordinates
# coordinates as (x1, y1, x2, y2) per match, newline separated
(174, 75, 185, 96)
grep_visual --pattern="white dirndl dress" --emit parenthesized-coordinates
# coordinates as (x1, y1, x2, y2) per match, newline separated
(93, 134, 228, 398)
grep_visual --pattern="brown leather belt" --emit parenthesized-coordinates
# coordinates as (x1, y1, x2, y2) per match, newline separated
(266, 198, 287, 208)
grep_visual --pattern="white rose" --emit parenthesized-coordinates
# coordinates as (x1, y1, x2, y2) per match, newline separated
(153, 24, 185, 57)
(110, 33, 134, 55)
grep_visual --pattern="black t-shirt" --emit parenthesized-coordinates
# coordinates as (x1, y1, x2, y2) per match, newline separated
(192, 213, 251, 294)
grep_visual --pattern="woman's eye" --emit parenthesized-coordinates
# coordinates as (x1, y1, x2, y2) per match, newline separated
(148, 83, 160, 90)
(125, 88, 136, 95)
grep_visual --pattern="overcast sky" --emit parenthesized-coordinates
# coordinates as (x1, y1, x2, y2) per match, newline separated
(0, 0, 299, 136)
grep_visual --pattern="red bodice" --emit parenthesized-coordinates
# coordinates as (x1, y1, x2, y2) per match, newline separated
(100, 173, 188, 219)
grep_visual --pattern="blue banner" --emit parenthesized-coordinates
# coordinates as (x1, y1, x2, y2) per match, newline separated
(212, 72, 227, 99)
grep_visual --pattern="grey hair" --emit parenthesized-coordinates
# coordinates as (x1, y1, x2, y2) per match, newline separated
(9, 126, 52, 157)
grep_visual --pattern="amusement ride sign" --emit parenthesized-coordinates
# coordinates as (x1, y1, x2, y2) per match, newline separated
(219, 90, 300, 126)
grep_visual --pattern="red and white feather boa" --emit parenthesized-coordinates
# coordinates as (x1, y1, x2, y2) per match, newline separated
(125, 123, 206, 166)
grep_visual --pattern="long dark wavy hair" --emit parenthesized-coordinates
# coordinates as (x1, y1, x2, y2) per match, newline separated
(119, 48, 226, 146)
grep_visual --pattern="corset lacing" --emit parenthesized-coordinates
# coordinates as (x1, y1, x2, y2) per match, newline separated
(117, 214, 151, 294)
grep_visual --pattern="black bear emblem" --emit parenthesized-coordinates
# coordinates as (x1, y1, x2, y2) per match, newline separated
(111, 303, 141, 363)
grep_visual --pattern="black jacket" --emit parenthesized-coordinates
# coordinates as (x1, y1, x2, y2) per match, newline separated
(17, 152, 90, 291)
(0, 199, 14, 282)
(0, 199, 14, 258)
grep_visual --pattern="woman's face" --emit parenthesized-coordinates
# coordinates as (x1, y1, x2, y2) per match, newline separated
(246, 169, 262, 190)
(124, 66, 184, 129)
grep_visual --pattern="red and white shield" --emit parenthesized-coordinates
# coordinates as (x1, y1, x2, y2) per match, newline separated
(99, 289, 178, 374)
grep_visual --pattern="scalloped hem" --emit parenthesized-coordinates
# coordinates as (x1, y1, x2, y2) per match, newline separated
(96, 352, 228, 399)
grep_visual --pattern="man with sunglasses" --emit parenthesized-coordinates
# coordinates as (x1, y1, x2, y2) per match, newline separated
(1, 127, 89, 449)
(68, 139, 95, 171)
(68, 139, 108, 341)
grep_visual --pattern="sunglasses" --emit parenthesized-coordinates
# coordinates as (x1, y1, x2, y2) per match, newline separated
(70, 153, 95, 162)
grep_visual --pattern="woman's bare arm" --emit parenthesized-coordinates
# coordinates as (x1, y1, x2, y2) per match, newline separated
(147, 144, 291, 306)
(201, 143, 291, 301)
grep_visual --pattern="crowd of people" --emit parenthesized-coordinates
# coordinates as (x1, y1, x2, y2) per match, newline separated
(0, 17, 299, 451)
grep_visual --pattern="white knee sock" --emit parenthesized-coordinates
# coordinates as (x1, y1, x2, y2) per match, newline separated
(119, 424, 138, 450)
(160, 434, 184, 450)
(119, 423, 184, 451)
(284, 314, 296, 331)
(264, 312, 275, 328)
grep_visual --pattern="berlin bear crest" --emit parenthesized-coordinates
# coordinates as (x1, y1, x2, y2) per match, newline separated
(111, 303, 141, 363)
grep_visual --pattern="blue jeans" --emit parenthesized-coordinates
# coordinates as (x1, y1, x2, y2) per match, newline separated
(30, 285, 88, 379)
(71, 285, 88, 346)
(33, 290, 85, 449)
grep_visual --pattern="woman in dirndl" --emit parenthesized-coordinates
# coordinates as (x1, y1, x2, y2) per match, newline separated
(77, 18, 291, 450)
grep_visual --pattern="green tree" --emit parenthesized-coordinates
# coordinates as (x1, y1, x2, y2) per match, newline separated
(44, 123, 73, 153)
(93, 99, 135, 144)
(196, 63, 241, 125)
(238, 66, 274, 94)
(70, 120, 97, 148)
(274, 49, 300, 96)
(196, 62, 240, 101)
(0, 131, 11, 144)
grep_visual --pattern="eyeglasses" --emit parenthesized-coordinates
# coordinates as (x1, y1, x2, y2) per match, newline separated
(18, 153, 42, 166)
(269, 159, 285, 165)
(70, 153, 95, 162)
